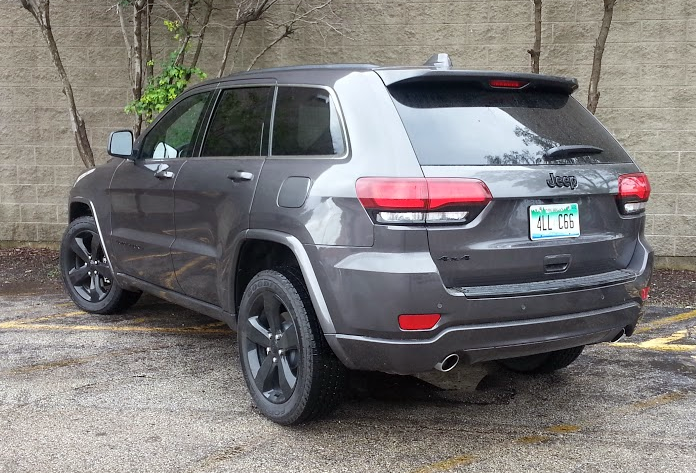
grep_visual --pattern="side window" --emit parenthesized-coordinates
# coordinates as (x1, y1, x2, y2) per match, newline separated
(272, 87, 346, 157)
(200, 87, 272, 157)
(140, 92, 211, 160)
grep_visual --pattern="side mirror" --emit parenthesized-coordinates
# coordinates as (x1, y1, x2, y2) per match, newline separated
(107, 130, 134, 159)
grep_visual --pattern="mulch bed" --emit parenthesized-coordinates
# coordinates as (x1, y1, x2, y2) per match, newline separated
(0, 248, 694, 308)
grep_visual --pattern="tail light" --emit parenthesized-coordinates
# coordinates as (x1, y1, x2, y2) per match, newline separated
(617, 173, 651, 215)
(489, 79, 528, 89)
(356, 177, 492, 225)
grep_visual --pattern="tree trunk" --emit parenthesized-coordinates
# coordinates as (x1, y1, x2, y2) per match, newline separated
(528, 0, 542, 73)
(218, 22, 241, 78)
(587, 0, 616, 114)
(145, 0, 154, 81)
(132, 0, 146, 136)
(190, 0, 214, 69)
(19, 0, 95, 168)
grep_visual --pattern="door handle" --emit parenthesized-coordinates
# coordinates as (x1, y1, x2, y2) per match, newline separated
(227, 171, 254, 182)
(154, 163, 174, 179)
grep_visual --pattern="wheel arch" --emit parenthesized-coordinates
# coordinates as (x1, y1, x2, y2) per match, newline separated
(235, 230, 336, 335)
(69, 201, 92, 222)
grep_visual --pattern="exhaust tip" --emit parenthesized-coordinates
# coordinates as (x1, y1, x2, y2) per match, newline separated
(435, 354, 459, 372)
(611, 328, 626, 342)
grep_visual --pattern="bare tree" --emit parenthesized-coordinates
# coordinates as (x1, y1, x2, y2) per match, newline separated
(116, 0, 147, 136)
(217, 0, 343, 77)
(587, 0, 617, 114)
(18, 0, 95, 168)
(218, 0, 279, 77)
(528, 0, 542, 73)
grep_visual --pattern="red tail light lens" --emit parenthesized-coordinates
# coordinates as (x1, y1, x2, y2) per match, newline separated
(489, 79, 528, 89)
(355, 178, 428, 210)
(398, 313, 441, 330)
(617, 173, 651, 215)
(618, 173, 651, 201)
(427, 178, 493, 209)
(356, 177, 492, 225)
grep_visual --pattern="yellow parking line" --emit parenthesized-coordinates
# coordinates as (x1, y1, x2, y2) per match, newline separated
(630, 391, 687, 411)
(410, 455, 476, 473)
(640, 330, 689, 347)
(0, 310, 87, 328)
(613, 329, 695, 352)
(636, 309, 696, 334)
(0, 321, 230, 335)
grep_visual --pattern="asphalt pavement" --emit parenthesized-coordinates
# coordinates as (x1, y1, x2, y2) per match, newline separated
(1, 291, 695, 473)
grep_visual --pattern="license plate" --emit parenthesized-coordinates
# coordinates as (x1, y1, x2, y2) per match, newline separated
(529, 203, 580, 241)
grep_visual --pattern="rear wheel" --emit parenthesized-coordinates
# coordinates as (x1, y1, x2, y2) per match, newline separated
(60, 216, 141, 314)
(498, 346, 585, 374)
(238, 267, 346, 425)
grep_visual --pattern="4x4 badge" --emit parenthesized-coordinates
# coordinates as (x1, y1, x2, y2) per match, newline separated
(546, 172, 578, 190)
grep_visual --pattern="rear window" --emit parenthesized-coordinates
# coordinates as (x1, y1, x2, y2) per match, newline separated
(272, 87, 345, 156)
(389, 82, 631, 166)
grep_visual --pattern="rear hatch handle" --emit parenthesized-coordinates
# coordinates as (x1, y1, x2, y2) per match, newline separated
(544, 254, 571, 274)
(544, 145, 603, 160)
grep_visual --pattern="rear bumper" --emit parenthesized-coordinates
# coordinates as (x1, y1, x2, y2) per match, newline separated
(326, 302, 640, 374)
(308, 234, 653, 375)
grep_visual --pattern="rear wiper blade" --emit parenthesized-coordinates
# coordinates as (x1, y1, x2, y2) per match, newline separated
(543, 145, 604, 160)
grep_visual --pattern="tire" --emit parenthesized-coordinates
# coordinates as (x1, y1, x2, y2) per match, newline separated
(237, 267, 347, 425)
(60, 216, 141, 314)
(497, 346, 585, 374)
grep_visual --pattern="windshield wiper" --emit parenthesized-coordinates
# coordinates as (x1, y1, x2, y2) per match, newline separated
(543, 145, 604, 160)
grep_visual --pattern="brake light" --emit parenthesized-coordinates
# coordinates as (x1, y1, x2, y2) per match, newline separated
(617, 173, 651, 215)
(356, 178, 492, 225)
(398, 314, 441, 330)
(489, 79, 528, 89)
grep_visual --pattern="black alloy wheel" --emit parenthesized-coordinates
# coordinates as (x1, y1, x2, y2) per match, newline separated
(242, 291, 300, 404)
(60, 216, 141, 314)
(238, 268, 346, 425)
(65, 228, 113, 303)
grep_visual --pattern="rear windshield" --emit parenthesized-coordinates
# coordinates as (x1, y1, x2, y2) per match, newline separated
(389, 82, 631, 166)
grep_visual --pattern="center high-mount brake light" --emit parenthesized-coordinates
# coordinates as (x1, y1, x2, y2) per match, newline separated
(617, 173, 651, 215)
(356, 177, 492, 225)
(489, 79, 528, 89)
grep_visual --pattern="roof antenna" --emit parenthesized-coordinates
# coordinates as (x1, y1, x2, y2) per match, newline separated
(424, 53, 453, 70)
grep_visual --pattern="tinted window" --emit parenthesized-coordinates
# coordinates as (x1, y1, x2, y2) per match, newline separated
(140, 92, 210, 160)
(201, 87, 272, 157)
(272, 87, 345, 156)
(389, 82, 631, 166)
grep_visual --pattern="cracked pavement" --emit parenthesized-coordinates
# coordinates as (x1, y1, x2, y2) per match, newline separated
(1, 292, 695, 473)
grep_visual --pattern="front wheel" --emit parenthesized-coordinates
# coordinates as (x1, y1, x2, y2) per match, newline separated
(497, 346, 585, 374)
(60, 216, 141, 314)
(237, 268, 346, 425)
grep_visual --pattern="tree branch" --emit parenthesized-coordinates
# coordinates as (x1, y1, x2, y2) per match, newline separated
(527, 0, 542, 74)
(587, 0, 617, 114)
(19, 0, 95, 168)
(190, 0, 214, 69)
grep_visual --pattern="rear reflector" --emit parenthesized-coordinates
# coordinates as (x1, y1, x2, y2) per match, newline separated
(356, 177, 492, 225)
(489, 79, 528, 89)
(617, 173, 651, 215)
(640, 286, 650, 301)
(398, 314, 441, 330)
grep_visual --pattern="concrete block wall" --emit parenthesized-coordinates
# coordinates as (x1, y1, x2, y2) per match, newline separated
(0, 0, 695, 261)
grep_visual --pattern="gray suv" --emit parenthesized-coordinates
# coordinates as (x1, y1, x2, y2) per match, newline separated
(61, 55, 653, 424)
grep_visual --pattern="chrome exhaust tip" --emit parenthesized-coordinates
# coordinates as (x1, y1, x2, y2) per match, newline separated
(611, 328, 626, 342)
(434, 354, 459, 372)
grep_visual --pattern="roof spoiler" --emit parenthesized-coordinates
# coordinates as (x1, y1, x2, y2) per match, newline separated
(377, 69, 579, 95)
